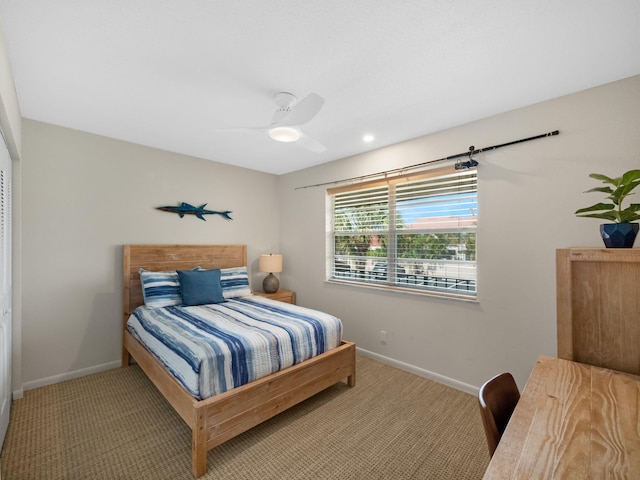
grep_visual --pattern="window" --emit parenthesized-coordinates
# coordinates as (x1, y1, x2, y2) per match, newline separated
(327, 166, 477, 300)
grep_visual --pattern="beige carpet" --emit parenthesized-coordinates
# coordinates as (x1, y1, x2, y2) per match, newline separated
(1, 355, 490, 479)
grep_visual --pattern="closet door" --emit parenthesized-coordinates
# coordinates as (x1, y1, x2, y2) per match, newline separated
(0, 133, 11, 448)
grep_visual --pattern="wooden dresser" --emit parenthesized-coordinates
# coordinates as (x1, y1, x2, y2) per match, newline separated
(556, 248, 640, 375)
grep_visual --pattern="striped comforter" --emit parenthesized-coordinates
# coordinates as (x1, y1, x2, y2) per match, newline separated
(127, 295, 343, 400)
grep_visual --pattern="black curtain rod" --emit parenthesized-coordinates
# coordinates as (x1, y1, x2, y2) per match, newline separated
(295, 130, 560, 190)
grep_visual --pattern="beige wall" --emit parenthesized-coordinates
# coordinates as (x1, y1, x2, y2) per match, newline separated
(279, 75, 640, 391)
(20, 120, 281, 388)
(15, 76, 640, 394)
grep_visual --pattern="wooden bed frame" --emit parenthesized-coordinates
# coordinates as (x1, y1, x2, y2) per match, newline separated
(122, 244, 356, 478)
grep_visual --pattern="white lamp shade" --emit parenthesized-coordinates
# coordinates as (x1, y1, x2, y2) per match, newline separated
(259, 254, 283, 273)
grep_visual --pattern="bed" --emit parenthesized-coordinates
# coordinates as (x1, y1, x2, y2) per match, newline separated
(122, 244, 356, 477)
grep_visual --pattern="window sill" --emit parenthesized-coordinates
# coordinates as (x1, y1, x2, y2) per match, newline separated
(325, 278, 478, 303)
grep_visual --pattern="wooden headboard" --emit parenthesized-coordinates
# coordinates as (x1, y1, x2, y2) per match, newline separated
(123, 244, 248, 319)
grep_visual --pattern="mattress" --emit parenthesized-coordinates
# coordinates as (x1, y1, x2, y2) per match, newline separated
(127, 295, 343, 400)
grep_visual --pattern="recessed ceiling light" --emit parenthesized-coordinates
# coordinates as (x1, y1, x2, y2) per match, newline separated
(269, 127, 300, 143)
(363, 134, 375, 143)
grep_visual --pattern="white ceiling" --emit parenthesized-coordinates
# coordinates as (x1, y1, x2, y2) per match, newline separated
(1, 1, 640, 175)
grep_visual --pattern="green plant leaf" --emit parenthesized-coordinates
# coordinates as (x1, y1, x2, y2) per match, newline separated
(575, 202, 615, 214)
(620, 203, 640, 222)
(618, 180, 640, 198)
(619, 211, 640, 223)
(584, 186, 613, 194)
(621, 169, 640, 184)
(576, 211, 620, 221)
(589, 173, 618, 185)
(578, 170, 640, 223)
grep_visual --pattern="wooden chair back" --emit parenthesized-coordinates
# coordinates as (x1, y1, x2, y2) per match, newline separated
(478, 372, 520, 457)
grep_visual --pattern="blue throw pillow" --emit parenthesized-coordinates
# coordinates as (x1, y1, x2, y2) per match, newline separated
(177, 269, 225, 306)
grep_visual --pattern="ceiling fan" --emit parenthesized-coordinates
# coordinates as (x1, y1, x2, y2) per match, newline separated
(223, 92, 327, 153)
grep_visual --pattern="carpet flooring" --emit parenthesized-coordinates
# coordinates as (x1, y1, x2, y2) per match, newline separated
(1, 355, 490, 479)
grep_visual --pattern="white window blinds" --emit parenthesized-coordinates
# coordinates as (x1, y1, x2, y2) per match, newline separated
(328, 166, 477, 299)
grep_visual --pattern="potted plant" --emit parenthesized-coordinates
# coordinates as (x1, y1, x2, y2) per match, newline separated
(575, 169, 640, 248)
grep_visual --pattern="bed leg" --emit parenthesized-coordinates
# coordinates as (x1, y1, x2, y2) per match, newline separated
(122, 327, 131, 367)
(192, 412, 207, 478)
(193, 448, 207, 478)
(121, 349, 130, 367)
(346, 343, 356, 387)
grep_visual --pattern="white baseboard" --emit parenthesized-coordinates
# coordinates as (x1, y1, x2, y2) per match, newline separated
(17, 360, 121, 397)
(356, 347, 479, 395)
(14, 352, 478, 400)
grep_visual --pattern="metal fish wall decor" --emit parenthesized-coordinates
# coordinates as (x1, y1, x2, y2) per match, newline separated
(156, 202, 233, 221)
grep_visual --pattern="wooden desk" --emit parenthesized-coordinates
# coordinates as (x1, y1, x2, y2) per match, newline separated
(483, 355, 640, 479)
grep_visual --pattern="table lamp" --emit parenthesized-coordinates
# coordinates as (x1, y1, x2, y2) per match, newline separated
(259, 254, 283, 293)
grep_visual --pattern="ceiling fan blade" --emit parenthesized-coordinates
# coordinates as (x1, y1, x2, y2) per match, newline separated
(270, 108, 290, 126)
(274, 93, 324, 127)
(215, 127, 258, 132)
(297, 131, 327, 153)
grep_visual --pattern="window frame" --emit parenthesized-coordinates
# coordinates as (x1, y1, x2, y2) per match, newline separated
(326, 165, 478, 301)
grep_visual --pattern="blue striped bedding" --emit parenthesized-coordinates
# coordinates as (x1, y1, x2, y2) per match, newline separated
(127, 295, 343, 400)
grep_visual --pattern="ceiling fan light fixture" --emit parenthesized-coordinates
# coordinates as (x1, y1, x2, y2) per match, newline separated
(269, 126, 300, 143)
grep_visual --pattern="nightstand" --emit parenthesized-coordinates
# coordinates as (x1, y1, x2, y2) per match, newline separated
(253, 289, 296, 305)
